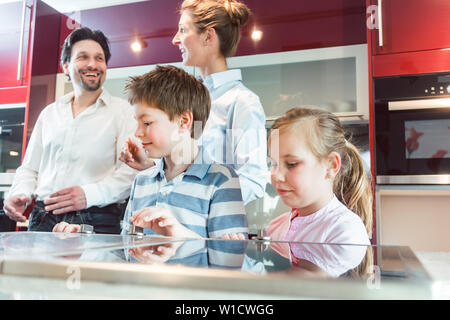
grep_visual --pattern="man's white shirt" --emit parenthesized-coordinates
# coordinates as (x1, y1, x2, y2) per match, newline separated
(8, 89, 138, 208)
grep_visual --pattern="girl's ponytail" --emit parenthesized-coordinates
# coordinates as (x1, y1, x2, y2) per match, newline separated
(335, 141, 373, 238)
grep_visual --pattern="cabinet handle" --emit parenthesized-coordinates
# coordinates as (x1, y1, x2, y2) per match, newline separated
(377, 0, 383, 47)
(388, 98, 450, 111)
(17, 0, 27, 82)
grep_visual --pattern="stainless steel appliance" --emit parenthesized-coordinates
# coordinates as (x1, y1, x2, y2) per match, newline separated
(0, 104, 24, 174)
(374, 72, 450, 184)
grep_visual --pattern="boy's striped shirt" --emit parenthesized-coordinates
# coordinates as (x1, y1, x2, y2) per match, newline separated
(121, 155, 249, 239)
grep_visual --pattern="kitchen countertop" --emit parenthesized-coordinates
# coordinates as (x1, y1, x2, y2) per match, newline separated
(414, 251, 450, 299)
(0, 232, 445, 300)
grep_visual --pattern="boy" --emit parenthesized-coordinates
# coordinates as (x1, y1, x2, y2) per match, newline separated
(53, 65, 248, 239)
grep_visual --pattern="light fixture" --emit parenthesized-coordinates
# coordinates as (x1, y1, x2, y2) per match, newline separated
(9, 151, 19, 157)
(130, 38, 147, 53)
(251, 29, 263, 42)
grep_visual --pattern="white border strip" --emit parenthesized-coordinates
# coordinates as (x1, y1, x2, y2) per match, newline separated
(0, 103, 26, 110)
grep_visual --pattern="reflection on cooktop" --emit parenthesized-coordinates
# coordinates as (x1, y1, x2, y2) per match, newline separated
(0, 232, 429, 284)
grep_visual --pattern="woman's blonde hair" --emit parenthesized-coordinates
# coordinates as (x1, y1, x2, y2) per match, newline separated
(180, 0, 250, 57)
(271, 106, 373, 238)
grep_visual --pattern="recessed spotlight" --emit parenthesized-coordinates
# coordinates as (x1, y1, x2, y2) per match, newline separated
(251, 29, 263, 41)
(130, 39, 147, 53)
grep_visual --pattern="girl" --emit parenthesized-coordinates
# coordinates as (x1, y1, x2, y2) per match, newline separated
(266, 106, 372, 245)
(121, 0, 268, 205)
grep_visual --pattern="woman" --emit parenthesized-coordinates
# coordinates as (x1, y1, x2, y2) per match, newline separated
(121, 0, 267, 205)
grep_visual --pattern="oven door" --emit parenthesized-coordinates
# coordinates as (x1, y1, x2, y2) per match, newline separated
(375, 97, 450, 184)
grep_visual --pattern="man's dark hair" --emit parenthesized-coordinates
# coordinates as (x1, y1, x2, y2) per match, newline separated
(60, 27, 111, 68)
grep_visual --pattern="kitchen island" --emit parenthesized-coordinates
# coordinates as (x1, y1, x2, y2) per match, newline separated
(0, 231, 440, 300)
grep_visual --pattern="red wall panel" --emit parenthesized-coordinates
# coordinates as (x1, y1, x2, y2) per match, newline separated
(57, 0, 367, 71)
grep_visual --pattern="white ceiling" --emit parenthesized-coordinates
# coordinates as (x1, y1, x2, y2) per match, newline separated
(41, 0, 148, 13)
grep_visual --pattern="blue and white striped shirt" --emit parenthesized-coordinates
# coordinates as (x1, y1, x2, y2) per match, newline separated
(121, 153, 249, 239)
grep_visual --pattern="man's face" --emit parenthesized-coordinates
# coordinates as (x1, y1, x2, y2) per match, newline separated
(63, 39, 107, 93)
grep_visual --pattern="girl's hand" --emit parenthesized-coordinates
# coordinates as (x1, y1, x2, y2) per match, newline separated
(52, 221, 81, 233)
(119, 138, 155, 171)
(130, 207, 202, 239)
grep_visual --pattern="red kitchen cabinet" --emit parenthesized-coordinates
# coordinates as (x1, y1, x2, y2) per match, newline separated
(367, 0, 450, 77)
(0, 0, 61, 157)
(0, 0, 33, 89)
(369, 0, 450, 55)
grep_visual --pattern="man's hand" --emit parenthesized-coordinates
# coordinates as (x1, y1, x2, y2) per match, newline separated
(119, 138, 155, 171)
(44, 186, 87, 215)
(3, 194, 30, 222)
(52, 221, 81, 233)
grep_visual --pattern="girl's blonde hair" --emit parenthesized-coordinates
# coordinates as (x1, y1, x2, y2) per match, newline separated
(180, 0, 250, 57)
(271, 106, 373, 238)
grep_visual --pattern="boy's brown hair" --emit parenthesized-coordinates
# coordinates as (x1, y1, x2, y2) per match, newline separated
(125, 65, 211, 138)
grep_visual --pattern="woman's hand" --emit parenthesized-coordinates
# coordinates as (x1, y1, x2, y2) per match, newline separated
(119, 138, 155, 171)
(130, 206, 202, 239)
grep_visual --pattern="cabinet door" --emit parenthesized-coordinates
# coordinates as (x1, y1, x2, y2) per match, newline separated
(370, 0, 450, 55)
(0, 0, 32, 88)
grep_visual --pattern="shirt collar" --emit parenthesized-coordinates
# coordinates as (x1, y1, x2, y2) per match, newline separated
(60, 88, 110, 108)
(152, 149, 211, 181)
(185, 149, 212, 180)
(203, 69, 242, 90)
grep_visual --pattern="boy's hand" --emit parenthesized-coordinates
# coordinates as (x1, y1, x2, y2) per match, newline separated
(220, 233, 246, 240)
(52, 221, 81, 233)
(130, 207, 201, 239)
(3, 194, 30, 222)
(119, 138, 155, 171)
(128, 242, 182, 264)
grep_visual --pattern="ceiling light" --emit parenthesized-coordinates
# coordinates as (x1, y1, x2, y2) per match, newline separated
(130, 39, 147, 53)
(251, 29, 263, 42)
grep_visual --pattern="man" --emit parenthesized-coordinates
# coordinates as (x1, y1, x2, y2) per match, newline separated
(3, 27, 138, 234)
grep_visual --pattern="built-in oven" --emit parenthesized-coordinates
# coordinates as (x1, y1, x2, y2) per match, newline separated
(373, 72, 450, 184)
(0, 104, 25, 231)
(0, 104, 24, 173)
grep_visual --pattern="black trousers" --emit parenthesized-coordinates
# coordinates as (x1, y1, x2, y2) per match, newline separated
(28, 201, 125, 234)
